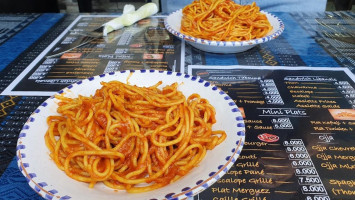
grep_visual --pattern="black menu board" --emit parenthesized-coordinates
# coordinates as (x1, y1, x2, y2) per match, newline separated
(188, 66, 355, 200)
(1, 15, 182, 96)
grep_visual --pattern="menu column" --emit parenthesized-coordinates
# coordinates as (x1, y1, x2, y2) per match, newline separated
(284, 139, 330, 200)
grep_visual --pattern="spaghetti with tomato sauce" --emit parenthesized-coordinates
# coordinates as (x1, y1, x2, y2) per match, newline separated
(180, 0, 273, 41)
(45, 80, 226, 192)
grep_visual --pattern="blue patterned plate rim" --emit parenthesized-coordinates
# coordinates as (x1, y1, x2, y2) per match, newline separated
(164, 9, 285, 47)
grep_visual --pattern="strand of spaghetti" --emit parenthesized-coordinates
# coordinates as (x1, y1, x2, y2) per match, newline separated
(213, 130, 227, 145)
(150, 105, 185, 146)
(110, 119, 190, 185)
(108, 89, 124, 111)
(94, 109, 112, 149)
(125, 165, 147, 179)
(158, 118, 183, 137)
(58, 123, 69, 150)
(198, 3, 240, 35)
(131, 137, 140, 167)
(103, 180, 126, 190)
(89, 157, 114, 180)
(85, 120, 94, 137)
(53, 137, 64, 170)
(125, 110, 160, 121)
(47, 122, 57, 146)
(146, 105, 192, 182)
(64, 150, 124, 182)
(124, 84, 185, 107)
(67, 130, 102, 151)
(138, 136, 149, 165)
(180, 145, 206, 171)
(152, 106, 182, 137)
(112, 132, 145, 151)
(76, 106, 93, 126)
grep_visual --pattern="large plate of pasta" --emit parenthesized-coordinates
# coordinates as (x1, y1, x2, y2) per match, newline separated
(164, 0, 284, 53)
(16, 70, 245, 200)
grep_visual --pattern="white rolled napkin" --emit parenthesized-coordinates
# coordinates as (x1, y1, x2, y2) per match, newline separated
(123, 4, 135, 14)
(103, 3, 158, 36)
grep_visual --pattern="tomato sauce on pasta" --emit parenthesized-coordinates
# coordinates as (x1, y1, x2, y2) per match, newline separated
(180, 0, 272, 41)
(45, 80, 226, 193)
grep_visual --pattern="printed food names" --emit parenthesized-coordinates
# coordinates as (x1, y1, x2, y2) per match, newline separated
(310, 120, 354, 132)
(312, 144, 355, 198)
(190, 67, 355, 200)
(199, 141, 297, 200)
(9, 15, 181, 93)
(285, 77, 355, 109)
(29, 58, 102, 80)
(215, 78, 284, 106)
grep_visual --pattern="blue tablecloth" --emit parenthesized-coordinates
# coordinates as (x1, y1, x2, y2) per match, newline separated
(0, 11, 354, 200)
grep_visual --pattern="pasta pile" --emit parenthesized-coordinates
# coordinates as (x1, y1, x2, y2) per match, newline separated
(180, 0, 272, 41)
(45, 80, 226, 193)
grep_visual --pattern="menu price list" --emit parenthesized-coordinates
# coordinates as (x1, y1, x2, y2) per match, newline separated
(284, 139, 328, 199)
(189, 66, 355, 200)
(4, 15, 182, 94)
(197, 140, 330, 200)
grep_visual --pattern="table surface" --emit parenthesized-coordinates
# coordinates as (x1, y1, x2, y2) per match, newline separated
(0, 11, 354, 200)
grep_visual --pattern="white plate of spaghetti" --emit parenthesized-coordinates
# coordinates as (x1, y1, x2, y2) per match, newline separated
(17, 70, 245, 200)
(164, 1, 285, 53)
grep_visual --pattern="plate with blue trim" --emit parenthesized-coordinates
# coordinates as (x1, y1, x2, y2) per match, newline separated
(164, 9, 284, 54)
(16, 70, 245, 200)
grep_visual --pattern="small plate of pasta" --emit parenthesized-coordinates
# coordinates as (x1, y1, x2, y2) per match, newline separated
(17, 70, 245, 200)
(164, 0, 284, 53)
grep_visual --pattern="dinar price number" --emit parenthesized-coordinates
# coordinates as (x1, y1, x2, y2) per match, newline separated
(306, 195, 330, 200)
(267, 99, 284, 104)
(274, 123, 292, 128)
(302, 185, 326, 194)
(292, 160, 313, 167)
(283, 140, 304, 146)
(265, 95, 282, 100)
(263, 91, 279, 95)
(295, 168, 318, 176)
(286, 146, 306, 152)
(298, 176, 321, 185)
(289, 153, 309, 159)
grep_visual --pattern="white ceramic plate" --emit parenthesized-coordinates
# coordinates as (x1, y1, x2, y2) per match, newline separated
(164, 9, 285, 53)
(16, 70, 245, 200)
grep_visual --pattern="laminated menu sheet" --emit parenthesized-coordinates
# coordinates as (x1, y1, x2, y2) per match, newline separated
(188, 65, 355, 200)
(1, 15, 182, 96)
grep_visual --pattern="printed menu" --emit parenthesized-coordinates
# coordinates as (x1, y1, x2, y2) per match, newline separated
(188, 66, 355, 200)
(1, 15, 182, 96)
